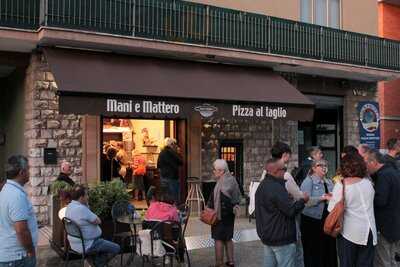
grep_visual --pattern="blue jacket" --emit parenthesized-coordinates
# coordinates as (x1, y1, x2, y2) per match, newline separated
(300, 175, 333, 220)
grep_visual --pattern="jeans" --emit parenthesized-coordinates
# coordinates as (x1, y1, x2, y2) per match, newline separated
(161, 178, 180, 204)
(87, 238, 120, 267)
(0, 256, 36, 267)
(264, 243, 296, 267)
(338, 232, 374, 267)
(295, 240, 304, 267)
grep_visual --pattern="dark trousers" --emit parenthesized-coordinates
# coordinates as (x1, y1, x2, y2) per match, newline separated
(301, 214, 337, 267)
(337, 231, 374, 267)
(161, 177, 180, 204)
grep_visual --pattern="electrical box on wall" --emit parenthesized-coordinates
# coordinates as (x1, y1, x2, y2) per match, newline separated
(44, 148, 57, 165)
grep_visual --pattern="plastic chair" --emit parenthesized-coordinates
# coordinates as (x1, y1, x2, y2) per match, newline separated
(140, 220, 190, 267)
(62, 217, 98, 267)
(111, 200, 135, 266)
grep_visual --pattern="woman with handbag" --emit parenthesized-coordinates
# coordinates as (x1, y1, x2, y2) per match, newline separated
(207, 159, 241, 267)
(328, 154, 376, 267)
(300, 159, 337, 267)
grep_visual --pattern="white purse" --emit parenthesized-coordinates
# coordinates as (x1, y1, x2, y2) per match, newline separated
(136, 229, 166, 257)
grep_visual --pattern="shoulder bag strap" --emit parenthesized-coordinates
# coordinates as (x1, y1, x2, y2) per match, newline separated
(342, 179, 346, 207)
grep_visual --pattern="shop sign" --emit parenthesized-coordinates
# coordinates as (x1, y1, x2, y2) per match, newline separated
(59, 94, 313, 121)
(106, 99, 181, 115)
(357, 101, 381, 149)
(193, 103, 287, 119)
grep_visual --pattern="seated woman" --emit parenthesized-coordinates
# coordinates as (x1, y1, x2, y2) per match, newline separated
(145, 186, 179, 222)
(143, 186, 184, 262)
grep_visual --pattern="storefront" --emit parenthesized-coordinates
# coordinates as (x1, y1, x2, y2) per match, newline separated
(44, 47, 314, 201)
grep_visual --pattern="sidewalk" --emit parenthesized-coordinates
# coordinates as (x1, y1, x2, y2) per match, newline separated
(38, 240, 264, 266)
(37, 217, 263, 266)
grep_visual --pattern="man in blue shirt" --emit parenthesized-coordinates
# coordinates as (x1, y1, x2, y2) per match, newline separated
(65, 185, 120, 266)
(0, 155, 38, 267)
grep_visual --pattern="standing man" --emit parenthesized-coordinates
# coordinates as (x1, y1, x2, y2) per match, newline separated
(157, 137, 183, 204)
(365, 149, 400, 266)
(384, 138, 400, 171)
(271, 142, 305, 267)
(256, 158, 309, 267)
(295, 146, 323, 186)
(57, 161, 75, 186)
(0, 155, 38, 267)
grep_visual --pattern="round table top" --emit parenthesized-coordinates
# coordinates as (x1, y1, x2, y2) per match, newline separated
(117, 215, 143, 225)
(58, 207, 67, 220)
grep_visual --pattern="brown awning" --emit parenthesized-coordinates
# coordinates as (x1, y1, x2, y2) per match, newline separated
(44, 48, 314, 121)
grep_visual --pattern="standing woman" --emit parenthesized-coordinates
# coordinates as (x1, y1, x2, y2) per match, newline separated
(300, 159, 337, 267)
(208, 159, 241, 267)
(328, 154, 376, 267)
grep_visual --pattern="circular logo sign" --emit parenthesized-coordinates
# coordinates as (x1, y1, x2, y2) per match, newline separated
(194, 103, 218, 118)
(359, 103, 380, 133)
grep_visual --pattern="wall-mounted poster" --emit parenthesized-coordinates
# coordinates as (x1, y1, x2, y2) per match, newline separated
(357, 101, 381, 149)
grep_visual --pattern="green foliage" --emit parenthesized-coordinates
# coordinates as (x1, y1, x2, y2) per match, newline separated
(88, 179, 130, 220)
(50, 180, 72, 197)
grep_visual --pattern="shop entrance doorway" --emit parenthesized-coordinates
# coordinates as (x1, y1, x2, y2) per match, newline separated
(100, 118, 187, 203)
(219, 140, 244, 194)
(298, 108, 343, 178)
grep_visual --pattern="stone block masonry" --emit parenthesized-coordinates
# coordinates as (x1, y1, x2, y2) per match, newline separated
(24, 53, 83, 225)
(201, 117, 298, 193)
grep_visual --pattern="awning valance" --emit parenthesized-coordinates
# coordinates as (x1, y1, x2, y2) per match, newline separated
(44, 48, 314, 121)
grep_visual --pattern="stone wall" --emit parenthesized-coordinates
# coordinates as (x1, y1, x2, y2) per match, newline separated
(24, 53, 83, 224)
(201, 117, 298, 193)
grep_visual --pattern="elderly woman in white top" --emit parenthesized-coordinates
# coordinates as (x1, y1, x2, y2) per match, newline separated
(328, 153, 377, 267)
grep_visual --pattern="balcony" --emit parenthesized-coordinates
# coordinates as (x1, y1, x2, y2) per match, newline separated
(1, 0, 400, 72)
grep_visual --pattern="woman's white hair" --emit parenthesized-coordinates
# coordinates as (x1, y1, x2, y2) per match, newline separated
(213, 159, 230, 173)
(164, 137, 177, 147)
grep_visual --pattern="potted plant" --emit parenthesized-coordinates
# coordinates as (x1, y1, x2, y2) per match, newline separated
(88, 179, 131, 240)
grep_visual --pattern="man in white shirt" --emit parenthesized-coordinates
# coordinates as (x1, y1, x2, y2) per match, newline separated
(65, 185, 120, 267)
(271, 142, 306, 267)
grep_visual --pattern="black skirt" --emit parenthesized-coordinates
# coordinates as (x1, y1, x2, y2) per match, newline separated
(210, 193, 235, 241)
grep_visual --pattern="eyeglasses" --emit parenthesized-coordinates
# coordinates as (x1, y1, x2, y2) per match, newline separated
(316, 164, 327, 168)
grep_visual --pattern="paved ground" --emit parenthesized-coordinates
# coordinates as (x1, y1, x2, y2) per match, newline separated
(37, 240, 264, 267)
(37, 217, 263, 267)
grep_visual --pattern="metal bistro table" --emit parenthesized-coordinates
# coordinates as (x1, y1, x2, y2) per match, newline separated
(117, 215, 143, 266)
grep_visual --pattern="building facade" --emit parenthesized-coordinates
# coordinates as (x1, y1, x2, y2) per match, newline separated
(0, 0, 399, 224)
(378, 0, 400, 147)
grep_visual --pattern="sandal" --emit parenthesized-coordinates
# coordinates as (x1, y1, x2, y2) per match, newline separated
(225, 262, 235, 267)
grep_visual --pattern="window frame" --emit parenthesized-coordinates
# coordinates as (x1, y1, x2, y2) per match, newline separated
(301, 0, 342, 29)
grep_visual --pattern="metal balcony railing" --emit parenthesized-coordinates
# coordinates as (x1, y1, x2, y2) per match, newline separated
(1, 0, 400, 71)
(0, 0, 40, 29)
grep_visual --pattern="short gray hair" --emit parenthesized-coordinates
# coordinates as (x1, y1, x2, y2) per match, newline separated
(213, 159, 230, 173)
(5, 155, 28, 179)
(164, 137, 177, 147)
